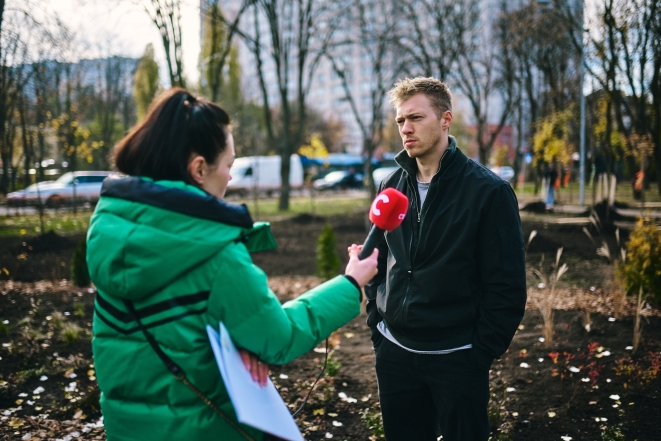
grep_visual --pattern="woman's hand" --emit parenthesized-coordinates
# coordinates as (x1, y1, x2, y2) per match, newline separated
(238, 349, 269, 387)
(345, 244, 379, 288)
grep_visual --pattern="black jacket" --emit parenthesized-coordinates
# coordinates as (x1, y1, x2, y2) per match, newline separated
(365, 136, 527, 370)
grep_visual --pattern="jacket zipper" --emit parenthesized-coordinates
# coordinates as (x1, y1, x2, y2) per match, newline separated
(400, 148, 450, 326)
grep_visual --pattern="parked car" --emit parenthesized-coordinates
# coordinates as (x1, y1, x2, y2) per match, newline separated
(6, 171, 117, 207)
(489, 166, 515, 182)
(313, 170, 364, 191)
(372, 166, 399, 187)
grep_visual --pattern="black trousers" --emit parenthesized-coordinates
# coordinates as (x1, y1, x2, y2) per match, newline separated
(373, 333, 490, 441)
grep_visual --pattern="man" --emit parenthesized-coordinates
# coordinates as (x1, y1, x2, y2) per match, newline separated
(365, 77, 526, 441)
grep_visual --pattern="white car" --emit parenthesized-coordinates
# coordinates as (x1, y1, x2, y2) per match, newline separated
(372, 166, 399, 187)
(6, 171, 117, 207)
(489, 166, 515, 182)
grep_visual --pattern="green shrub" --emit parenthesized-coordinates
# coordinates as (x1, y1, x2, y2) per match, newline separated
(71, 237, 90, 287)
(316, 223, 340, 280)
(360, 407, 385, 441)
(617, 217, 661, 302)
(73, 301, 86, 318)
(325, 353, 341, 378)
(49, 311, 65, 330)
(60, 322, 83, 343)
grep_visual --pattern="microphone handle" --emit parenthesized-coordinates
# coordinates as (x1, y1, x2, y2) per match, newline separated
(359, 224, 385, 260)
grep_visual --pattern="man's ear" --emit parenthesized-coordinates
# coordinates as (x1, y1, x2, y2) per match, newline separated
(442, 110, 453, 130)
(187, 155, 206, 185)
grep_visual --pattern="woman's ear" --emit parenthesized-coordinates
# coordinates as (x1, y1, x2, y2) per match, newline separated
(187, 155, 207, 186)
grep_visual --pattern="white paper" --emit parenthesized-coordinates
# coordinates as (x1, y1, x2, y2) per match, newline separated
(207, 323, 304, 441)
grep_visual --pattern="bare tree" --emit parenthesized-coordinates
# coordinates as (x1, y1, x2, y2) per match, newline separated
(325, 0, 405, 199)
(452, 0, 516, 165)
(144, 0, 185, 87)
(0, 11, 32, 194)
(239, 0, 341, 210)
(200, 0, 254, 103)
(559, 0, 661, 194)
(91, 55, 135, 169)
(397, 0, 465, 81)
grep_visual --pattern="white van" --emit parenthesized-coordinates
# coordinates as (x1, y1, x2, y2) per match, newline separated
(227, 154, 304, 196)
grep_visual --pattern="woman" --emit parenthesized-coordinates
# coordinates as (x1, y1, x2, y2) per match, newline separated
(86, 88, 378, 441)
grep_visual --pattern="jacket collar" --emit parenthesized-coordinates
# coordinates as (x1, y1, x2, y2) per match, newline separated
(101, 176, 254, 229)
(394, 135, 458, 181)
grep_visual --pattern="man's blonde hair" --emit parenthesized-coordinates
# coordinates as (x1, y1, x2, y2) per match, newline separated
(387, 77, 452, 118)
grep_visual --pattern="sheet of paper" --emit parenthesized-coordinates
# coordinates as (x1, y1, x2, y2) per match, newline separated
(207, 323, 304, 441)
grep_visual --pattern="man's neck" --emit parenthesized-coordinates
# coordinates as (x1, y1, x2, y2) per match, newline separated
(416, 136, 449, 183)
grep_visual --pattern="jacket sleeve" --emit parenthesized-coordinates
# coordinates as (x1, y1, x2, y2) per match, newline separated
(363, 180, 388, 334)
(473, 183, 527, 370)
(206, 242, 361, 365)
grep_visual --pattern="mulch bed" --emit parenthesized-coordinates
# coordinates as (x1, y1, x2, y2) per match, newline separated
(1, 213, 660, 440)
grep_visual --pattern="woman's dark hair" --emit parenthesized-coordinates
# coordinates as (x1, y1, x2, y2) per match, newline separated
(114, 88, 231, 182)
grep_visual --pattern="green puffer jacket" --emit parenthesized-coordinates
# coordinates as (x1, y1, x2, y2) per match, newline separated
(87, 177, 361, 441)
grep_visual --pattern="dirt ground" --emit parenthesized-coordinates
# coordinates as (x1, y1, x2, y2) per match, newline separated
(1, 211, 660, 440)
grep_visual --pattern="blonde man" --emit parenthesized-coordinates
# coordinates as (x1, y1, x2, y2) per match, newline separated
(364, 77, 526, 441)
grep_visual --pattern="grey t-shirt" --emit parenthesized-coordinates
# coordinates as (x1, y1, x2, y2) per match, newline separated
(418, 180, 430, 207)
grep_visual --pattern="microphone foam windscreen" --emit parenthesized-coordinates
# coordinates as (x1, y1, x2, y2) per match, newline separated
(368, 188, 409, 231)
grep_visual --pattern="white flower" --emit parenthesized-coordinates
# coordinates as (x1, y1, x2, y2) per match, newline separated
(325, 433, 333, 439)
(581, 378, 590, 382)
(590, 286, 596, 291)
(2, 320, 8, 324)
(39, 376, 48, 381)
(537, 283, 546, 289)
(279, 374, 288, 379)
(569, 366, 580, 373)
(606, 379, 612, 383)
(18, 393, 28, 397)
(609, 395, 620, 400)
(21, 434, 32, 440)
(33, 387, 44, 394)
(506, 387, 516, 392)
(520, 363, 530, 368)
(625, 346, 633, 350)
(561, 436, 573, 441)
(548, 411, 556, 417)
(332, 421, 343, 426)
(538, 337, 545, 342)
(608, 317, 616, 322)
(538, 358, 544, 362)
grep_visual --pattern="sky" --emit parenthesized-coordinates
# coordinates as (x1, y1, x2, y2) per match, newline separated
(41, 0, 202, 85)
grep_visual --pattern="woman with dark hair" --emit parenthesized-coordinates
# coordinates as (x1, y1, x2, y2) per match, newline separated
(86, 88, 378, 441)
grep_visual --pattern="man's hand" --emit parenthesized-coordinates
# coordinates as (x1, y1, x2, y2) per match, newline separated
(238, 348, 269, 387)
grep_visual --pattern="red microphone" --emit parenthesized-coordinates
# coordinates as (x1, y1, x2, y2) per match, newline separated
(359, 188, 409, 260)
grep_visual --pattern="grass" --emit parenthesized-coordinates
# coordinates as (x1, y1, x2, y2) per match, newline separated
(0, 194, 369, 238)
(223, 192, 371, 221)
(516, 180, 661, 205)
(60, 322, 84, 343)
(0, 212, 91, 237)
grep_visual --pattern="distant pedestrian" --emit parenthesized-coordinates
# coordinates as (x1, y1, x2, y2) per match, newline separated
(545, 163, 558, 210)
